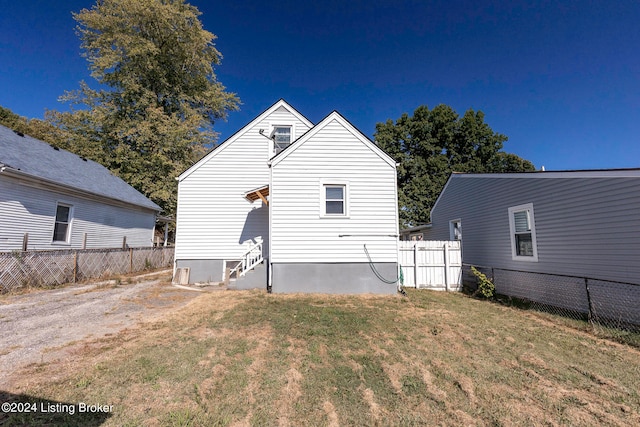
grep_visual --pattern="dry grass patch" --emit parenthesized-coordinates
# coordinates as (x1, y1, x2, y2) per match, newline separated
(3, 288, 640, 426)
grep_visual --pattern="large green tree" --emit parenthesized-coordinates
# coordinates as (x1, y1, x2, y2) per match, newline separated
(374, 104, 535, 228)
(49, 0, 239, 216)
(1, 105, 72, 145)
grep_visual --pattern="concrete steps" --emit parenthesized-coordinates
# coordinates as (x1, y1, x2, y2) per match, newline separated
(228, 261, 266, 290)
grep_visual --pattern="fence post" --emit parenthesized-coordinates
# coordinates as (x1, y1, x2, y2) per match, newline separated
(73, 251, 78, 283)
(82, 233, 87, 250)
(413, 243, 418, 289)
(584, 278, 594, 325)
(129, 248, 134, 273)
(22, 233, 29, 251)
(122, 236, 127, 250)
(443, 242, 449, 291)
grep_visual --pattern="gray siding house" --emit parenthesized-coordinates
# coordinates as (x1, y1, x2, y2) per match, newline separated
(428, 170, 640, 283)
(426, 170, 640, 318)
(0, 124, 160, 251)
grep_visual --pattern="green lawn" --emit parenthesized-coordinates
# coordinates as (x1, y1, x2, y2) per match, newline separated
(5, 287, 640, 426)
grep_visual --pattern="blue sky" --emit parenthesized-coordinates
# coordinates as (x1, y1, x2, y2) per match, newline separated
(1, 0, 638, 171)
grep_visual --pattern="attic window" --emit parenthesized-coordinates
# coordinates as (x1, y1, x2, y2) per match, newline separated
(272, 126, 291, 155)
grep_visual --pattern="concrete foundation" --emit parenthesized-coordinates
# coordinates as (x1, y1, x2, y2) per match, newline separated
(271, 262, 399, 294)
(175, 259, 224, 284)
(233, 262, 268, 290)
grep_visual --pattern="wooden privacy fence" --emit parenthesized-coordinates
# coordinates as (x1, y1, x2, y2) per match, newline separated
(0, 247, 174, 292)
(399, 240, 462, 290)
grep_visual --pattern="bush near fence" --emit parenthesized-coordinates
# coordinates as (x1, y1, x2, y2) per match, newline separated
(0, 247, 174, 292)
(462, 263, 640, 345)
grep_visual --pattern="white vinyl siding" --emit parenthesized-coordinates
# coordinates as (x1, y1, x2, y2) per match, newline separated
(174, 102, 312, 262)
(270, 116, 398, 263)
(508, 203, 538, 262)
(0, 176, 155, 251)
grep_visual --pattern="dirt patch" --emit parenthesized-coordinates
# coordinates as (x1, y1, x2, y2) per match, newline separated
(322, 400, 340, 426)
(0, 270, 204, 388)
(362, 387, 381, 421)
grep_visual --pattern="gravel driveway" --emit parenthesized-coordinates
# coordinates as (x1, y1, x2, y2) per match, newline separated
(0, 270, 206, 386)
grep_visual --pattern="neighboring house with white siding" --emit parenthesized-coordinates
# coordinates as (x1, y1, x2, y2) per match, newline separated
(174, 100, 399, 294)
(426, 170, 640, 285)
(0, 124, 160, 251)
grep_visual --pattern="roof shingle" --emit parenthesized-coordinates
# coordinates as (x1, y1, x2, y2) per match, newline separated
(0, 124, 160, 211)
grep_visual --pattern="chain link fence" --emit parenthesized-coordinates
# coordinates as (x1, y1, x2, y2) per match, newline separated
(0, 247, 174, 292)
(463, 264, 640, 346)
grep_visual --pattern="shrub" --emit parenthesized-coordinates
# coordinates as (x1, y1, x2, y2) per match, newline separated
(471, 267, 495, 299)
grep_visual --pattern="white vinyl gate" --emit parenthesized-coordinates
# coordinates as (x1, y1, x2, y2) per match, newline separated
(399, 240, 462, 290)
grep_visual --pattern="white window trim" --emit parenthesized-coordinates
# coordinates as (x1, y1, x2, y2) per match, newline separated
(508, 203, 538, 262)
(52, 202, 74, 245)
(319, 180, 350, 218)
(449, 219, 462, 241)
(270, 123, 295, 156)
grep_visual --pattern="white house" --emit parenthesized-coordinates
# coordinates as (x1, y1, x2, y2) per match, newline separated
(0, 124, 160, 251)
(174, 100, 399, 294)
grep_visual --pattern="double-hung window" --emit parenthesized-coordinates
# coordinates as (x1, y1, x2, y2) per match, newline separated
(272, 126, 291, 155)
(508, 203, 538, 261)
(53, 203, 73, 243)
(325, 185, 345, 215)
(321, 183, 348, 217)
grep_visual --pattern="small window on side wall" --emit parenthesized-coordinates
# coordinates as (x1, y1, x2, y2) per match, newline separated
(322, 183, 348, 217)
(508, 203, 538, 261)
(449, 219, 462, 241)
(53, 203, 73, 243)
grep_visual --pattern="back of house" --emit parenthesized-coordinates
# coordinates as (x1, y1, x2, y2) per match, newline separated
(174, 100, 400, 293)
(269, 111, 399, 294)
(173, 100, 313, 284)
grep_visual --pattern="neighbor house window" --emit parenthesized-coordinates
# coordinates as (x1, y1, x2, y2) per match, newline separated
(53, 203, 73, 243)
(508, 203, 538, 261)
(321, 182, 349, 217)
(449, 219, 462, 241)
(272, 126, 292, 155)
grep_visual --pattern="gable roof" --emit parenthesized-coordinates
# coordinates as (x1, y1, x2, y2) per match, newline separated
(269, 110, 397, 168)
(0, 124, 160, 211)
(177, 99, 313, 182)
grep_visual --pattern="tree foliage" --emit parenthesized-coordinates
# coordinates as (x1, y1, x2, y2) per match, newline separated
(374, 104, 535, 228)
(0, 105, 72, 145)
(49, 0, 239, 216)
